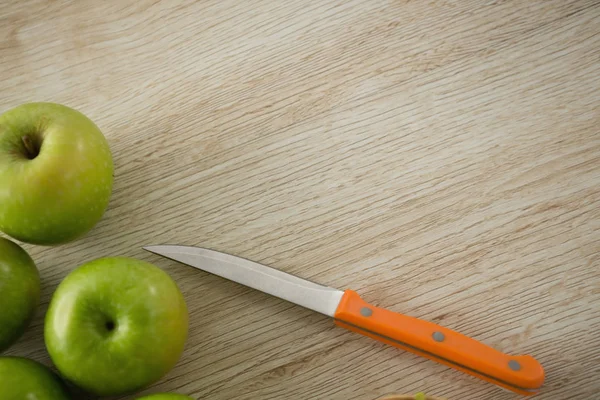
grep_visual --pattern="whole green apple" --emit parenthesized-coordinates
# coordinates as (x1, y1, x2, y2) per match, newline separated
(0, 237, 40, 352)
(0, 102, 113, 245)
(135, 394, 194, 400)
(45, 257, 188, 396)
(0, 356, 70, 399)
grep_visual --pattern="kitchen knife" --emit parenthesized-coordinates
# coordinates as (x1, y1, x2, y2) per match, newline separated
(144, 245, 544, 396)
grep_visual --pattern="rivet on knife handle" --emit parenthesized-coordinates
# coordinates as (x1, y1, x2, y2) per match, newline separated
(333, 290, 545, 396)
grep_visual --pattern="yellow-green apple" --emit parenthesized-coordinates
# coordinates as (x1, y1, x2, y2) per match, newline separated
(0, 237, 40, 352)
(0, 102, 113, 245)
(135, 394, 194, 400)
(0, 357, 70, 399)
(44, 257, 188, 396)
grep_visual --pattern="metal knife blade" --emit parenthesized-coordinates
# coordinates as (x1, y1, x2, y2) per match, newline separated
(143, 245, 344, 316)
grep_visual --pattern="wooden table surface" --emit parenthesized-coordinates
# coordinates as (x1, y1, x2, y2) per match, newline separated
(2, 1, 599, 399)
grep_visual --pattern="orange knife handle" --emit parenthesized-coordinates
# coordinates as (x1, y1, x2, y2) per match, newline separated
(334, 290, 544, 396)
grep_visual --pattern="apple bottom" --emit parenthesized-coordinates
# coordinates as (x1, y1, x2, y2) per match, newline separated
(45, 257, 189, 397)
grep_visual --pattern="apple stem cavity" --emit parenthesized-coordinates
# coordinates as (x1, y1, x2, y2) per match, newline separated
(21, 135, 41, 160)
(105, 321, 115, 331)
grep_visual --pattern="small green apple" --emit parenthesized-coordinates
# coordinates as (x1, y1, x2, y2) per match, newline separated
(135, 394, 194, 400)
(0, 102, 113, 245)
(0, 356, 70, 399)
(0, 237, 40, 352)
(45, 257, 188, 396)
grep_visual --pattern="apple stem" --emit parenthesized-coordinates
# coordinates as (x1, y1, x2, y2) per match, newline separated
(22, 135, 39, 159)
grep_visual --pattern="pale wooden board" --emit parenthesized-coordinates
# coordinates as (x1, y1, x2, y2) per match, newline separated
(1, 0, 599, 399)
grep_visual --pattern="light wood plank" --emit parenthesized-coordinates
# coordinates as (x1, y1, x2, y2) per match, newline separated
(1, 1, 599, 399)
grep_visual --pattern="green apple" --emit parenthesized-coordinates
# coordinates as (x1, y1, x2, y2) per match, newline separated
(0, 356, 70, 399)
(0, 102, 113, 245)
(45, 257, 188, 396)
(135, 394, 194, 400)
(0, 237, 40, 352)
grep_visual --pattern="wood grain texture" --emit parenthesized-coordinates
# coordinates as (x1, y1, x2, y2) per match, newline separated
(1, 0, 599, 399)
